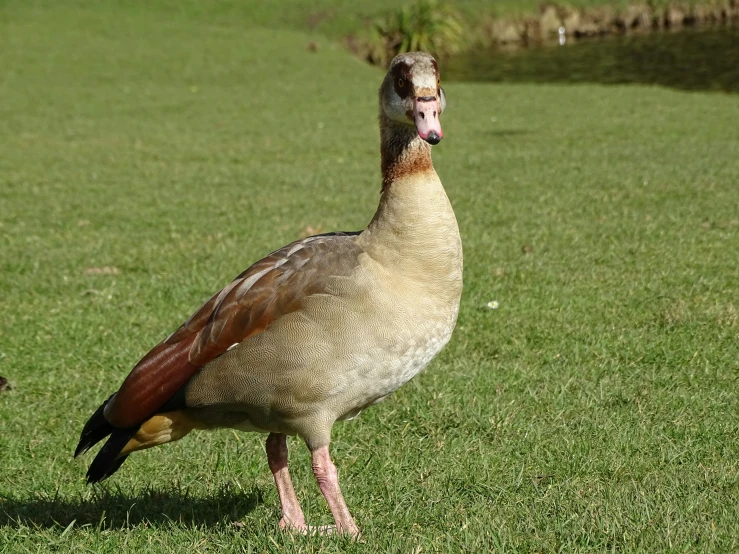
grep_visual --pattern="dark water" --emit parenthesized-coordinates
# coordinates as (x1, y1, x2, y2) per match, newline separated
(444, 27, 739, 93)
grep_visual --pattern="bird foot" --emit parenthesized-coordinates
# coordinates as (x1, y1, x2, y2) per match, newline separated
(280, 518, 359, 538)
(279, 517, 333, 535)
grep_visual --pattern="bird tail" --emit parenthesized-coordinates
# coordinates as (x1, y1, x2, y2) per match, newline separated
(85, 428, 138, 483)
(75, 401, 198, 483)
(75, 396, 137, 483)
(75, 395, 116, 458)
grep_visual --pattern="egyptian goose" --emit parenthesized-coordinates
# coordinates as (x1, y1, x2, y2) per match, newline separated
(75, 51, 462, 536)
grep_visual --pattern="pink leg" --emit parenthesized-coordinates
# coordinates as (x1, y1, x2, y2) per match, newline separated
(311, 445, 360, 537)
(265, 433, 306, 531)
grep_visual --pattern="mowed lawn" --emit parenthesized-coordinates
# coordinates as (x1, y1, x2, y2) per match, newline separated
(1, 2, 738, 553)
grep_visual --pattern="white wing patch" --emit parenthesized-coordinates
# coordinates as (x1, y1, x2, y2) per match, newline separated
(235, 266, 272, 296)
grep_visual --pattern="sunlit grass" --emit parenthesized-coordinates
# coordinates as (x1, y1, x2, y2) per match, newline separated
(1, 2, 738, 552)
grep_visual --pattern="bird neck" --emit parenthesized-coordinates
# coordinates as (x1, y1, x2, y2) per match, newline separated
(358, 111, 461, 289)
(379, 112, 433, 192)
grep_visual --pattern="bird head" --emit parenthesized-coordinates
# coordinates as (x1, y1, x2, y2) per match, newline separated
(380, 52, 447, 145)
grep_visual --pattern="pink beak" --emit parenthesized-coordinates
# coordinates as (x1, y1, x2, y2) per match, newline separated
(413, 96, 443, 145)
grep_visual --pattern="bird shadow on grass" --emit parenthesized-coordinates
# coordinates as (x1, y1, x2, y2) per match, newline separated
(0, 484, 263, 529)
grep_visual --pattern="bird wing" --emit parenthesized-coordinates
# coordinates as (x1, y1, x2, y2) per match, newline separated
(104, 232, 363, 428)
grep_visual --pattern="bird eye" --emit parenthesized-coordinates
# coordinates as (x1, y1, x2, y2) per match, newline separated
(397, 78, 404, 88)
(437, 78, 441, 87)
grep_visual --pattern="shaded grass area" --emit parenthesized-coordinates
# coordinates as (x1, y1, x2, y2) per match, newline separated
(1, 2, 739, 552)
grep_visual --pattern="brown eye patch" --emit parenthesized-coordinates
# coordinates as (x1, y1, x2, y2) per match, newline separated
(392, 62, 413, 99)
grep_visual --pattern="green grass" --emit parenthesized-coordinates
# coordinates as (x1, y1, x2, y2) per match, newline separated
(1, 2, 739, 553)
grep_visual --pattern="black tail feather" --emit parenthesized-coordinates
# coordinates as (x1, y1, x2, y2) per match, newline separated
(76, 395, 137, 483)
(86, 428, 137, 483)
(75, 395, 115, 458)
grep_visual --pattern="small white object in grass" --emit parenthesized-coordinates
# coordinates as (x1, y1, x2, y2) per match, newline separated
(487, 300, 499, 309)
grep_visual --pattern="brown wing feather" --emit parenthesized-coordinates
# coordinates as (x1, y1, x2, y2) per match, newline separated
(104, 233, 361, 428)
